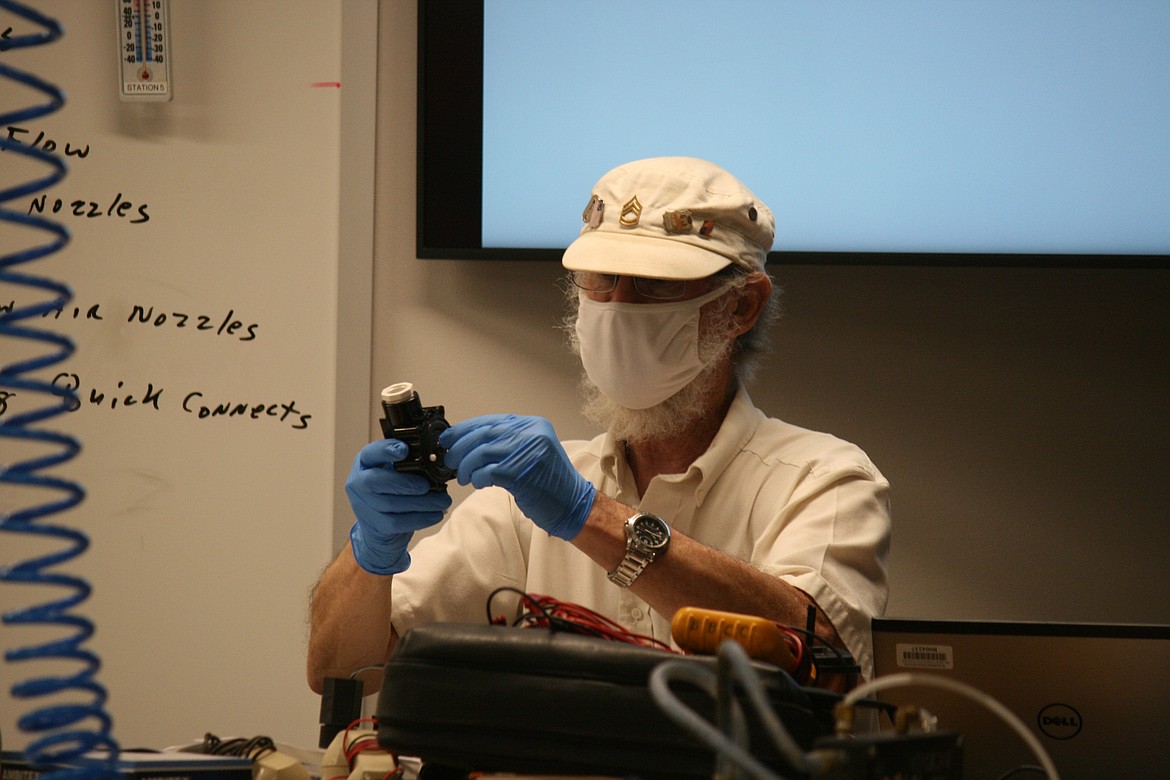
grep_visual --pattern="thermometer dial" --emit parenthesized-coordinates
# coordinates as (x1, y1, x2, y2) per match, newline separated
(117, 0, 172, 102)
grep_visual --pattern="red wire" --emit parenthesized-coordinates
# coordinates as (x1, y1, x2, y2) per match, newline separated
(340, 717, 391, 767)
(771, 621, 817, 684)
(782, 628, 805, 665)
(513, 592, 675, 651)
(496, 590, 823, 684)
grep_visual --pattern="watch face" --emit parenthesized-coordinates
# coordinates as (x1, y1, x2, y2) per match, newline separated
(632, 514, 670, 550)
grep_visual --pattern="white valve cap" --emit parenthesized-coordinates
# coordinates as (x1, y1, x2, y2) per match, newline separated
(381, 382, 415, 404)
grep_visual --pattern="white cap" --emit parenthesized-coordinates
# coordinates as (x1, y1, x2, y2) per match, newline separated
(381, 382, 415, 404)
(562, 157, 774, 280)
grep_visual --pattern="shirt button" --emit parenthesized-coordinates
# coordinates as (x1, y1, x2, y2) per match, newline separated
(631, 607, 645, 622)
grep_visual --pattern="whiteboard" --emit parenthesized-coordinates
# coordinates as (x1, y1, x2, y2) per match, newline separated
(1, 0, 375, 751)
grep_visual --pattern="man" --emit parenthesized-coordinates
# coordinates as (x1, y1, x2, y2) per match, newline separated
(307, 157, 890, 695)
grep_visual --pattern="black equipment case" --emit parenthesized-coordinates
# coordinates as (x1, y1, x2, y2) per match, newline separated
(375, 623, 836, 778)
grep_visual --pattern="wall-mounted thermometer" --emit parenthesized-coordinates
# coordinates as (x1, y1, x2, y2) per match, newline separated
(117, 0, 172, 101)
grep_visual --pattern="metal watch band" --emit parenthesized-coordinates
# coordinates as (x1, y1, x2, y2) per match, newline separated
(606, 548, 654, 588)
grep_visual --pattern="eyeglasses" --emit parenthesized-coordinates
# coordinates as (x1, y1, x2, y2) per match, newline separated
(570, 272, 690, 301)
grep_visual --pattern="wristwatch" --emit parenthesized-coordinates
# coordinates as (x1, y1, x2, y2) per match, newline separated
(607, 511, 671, 588)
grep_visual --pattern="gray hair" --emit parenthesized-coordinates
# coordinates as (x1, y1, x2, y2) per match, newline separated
(718, 266, 782, 385)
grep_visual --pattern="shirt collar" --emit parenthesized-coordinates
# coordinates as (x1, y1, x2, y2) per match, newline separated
(598, 385, 763, 506)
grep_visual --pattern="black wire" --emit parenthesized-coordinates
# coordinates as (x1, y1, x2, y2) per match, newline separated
(485, 586, 587, 636)
(783, 623, 852, 669)
(199, 733, 276, 759)
(774, 626, 895, 722)
(485, 585, 525, 625)
(996, 766, 1048, 779)
(491, 584, 645, 640)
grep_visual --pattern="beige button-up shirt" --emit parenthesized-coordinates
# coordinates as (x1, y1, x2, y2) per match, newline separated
(392, 387, 891, 676)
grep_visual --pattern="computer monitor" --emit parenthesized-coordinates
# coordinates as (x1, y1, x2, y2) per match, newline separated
(419, 1, 1170, 267)
(870, 618, 1170, 779)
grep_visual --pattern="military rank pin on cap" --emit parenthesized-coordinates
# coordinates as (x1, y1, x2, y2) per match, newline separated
(562, 156, 775, 281)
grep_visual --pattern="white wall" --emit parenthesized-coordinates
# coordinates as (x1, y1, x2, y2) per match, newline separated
(367, 0, 1170, 626)
(0, 0, 374, 754)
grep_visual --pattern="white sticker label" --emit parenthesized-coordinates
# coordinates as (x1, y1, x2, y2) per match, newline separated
(895, 643, 954, 670)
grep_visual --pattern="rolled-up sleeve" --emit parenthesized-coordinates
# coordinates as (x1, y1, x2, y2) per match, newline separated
(753, 463, 891, 679)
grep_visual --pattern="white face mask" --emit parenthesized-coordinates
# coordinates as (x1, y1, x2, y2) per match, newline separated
(573, 285, 730, 410)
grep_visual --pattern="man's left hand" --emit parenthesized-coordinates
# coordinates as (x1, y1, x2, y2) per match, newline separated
(440, 414, 596, 541)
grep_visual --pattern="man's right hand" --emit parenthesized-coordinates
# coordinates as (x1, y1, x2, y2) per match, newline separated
(345, 439, 452, 575)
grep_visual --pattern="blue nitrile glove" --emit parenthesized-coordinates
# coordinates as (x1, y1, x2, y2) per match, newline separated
(345, 439, 453, 575)
(439, 414, 596, 541)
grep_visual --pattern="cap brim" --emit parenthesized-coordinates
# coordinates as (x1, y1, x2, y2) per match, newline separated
(561, 230, 732, 280)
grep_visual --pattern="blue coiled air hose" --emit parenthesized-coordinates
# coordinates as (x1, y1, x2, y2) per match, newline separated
(1, 2, 120, 777)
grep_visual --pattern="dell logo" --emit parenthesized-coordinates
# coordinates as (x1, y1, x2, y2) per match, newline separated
(1038, 703, 1083, 739)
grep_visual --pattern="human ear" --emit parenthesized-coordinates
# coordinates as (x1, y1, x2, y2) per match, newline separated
(729, 272, 772, 337)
